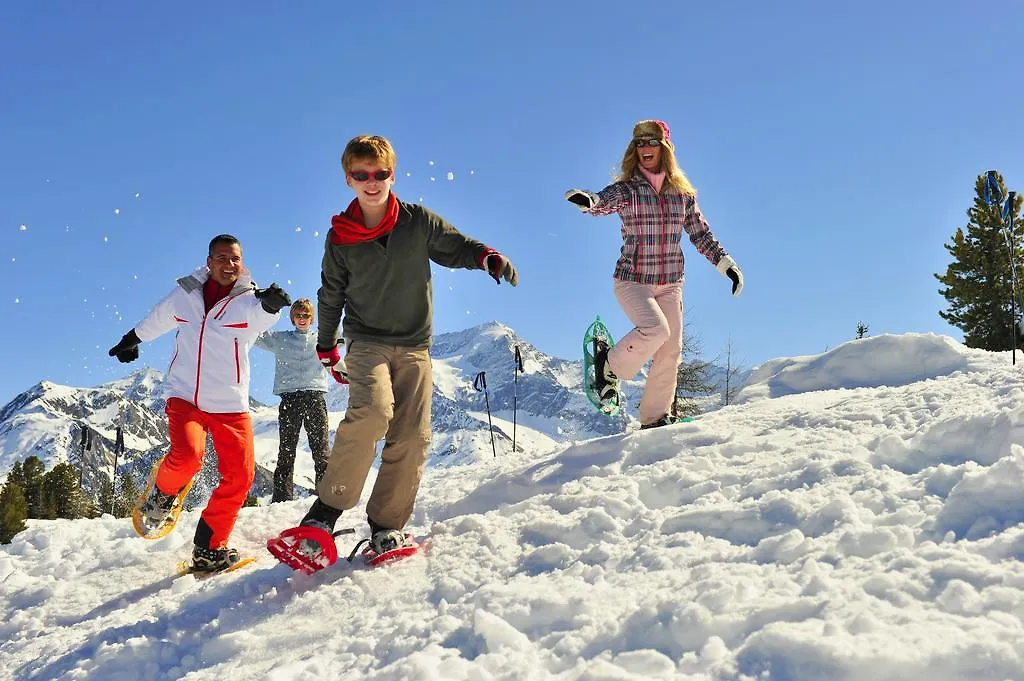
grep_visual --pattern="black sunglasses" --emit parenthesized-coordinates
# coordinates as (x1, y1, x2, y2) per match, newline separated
(349, 169, 393, 182)
(634, 138, 661, 149)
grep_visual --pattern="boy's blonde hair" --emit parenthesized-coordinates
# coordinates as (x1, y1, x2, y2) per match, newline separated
(341, 135, 397, 173)
(616, 119, 696, 197)
(290, 298, 314, 324)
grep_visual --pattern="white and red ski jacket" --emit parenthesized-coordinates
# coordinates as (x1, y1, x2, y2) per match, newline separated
(134, 265, 280, 414)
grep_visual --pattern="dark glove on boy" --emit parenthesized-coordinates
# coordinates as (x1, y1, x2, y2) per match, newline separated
(108, 329, 142, 364)
(254, 283, 291, 314)
(485, 253, 519, 286)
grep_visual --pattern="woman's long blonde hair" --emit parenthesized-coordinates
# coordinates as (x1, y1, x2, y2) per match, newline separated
(615, 120, 696, 197)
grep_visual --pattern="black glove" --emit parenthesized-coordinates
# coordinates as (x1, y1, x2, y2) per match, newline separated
(254, 283, 291, 314)
(716, 255, 744, 297)
(726, 268, 743, 296)
(108, 329, 141, 364)
(486, 253, 519, 286)
(565, 189, 599, 211)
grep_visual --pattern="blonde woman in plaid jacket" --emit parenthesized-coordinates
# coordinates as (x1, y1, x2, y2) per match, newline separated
(566, 119, 743, 429)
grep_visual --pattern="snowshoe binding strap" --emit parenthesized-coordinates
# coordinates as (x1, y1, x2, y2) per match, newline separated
(346, 538, 370, 562)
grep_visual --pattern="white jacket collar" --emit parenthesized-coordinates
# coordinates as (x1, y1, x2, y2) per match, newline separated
(177, 264, 256, 295)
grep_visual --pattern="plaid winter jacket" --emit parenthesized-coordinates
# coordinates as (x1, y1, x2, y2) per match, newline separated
(588, 174, 728, 285)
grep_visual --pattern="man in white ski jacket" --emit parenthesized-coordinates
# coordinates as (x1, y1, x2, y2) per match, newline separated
(108, 234, 291, 573)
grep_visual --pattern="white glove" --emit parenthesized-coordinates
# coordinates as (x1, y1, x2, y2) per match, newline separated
(565, 189, 599, 212)
(716, 255, 744, 297)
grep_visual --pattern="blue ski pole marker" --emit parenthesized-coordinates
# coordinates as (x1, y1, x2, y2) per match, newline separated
(1003, 192, 1016, 222)
(985, 170, 1004, 207)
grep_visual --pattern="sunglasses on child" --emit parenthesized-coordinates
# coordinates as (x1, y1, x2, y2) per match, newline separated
(634, 138, 662, 148)
(348, 169, 393, 182)
(293, 313, 312, 319)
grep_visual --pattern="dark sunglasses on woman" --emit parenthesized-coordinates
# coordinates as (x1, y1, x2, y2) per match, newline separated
(634, 138, 661, 148)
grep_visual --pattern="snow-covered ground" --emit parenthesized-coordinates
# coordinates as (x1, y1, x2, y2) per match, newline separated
(3, 333, 1024, 680)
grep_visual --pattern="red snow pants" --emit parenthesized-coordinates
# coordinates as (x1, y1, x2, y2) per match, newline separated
(155, 397, 255, 549)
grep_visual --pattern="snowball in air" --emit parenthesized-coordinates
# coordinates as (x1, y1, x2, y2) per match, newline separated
(428, 160, 434, 166)
(19, 225, 27, 231)
(295, 226, 302, 232)
(447, 172, 454, 181)
(114, 209, 120, 215)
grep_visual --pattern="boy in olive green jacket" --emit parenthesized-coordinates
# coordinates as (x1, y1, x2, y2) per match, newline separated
(299, 134, 518, 556)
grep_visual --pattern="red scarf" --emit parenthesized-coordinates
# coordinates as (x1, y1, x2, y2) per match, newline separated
(330, 193, 400, 245)
(203, 278, 233, 313)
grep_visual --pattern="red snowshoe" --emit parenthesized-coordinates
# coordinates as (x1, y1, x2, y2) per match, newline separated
(266, 525, 344, 575)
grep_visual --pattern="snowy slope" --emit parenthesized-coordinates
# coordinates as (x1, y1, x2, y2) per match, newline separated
(3, 333, 1024, 680)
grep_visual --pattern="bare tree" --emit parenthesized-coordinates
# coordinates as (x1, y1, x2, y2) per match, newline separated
(671, 324, 718, 419)
(721, 335, 746, 406)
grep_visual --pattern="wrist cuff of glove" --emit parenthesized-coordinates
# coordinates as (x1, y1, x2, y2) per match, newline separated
(479, 248, 499, 270)
(317, 344, 341, 366)
(716, 255, 738, 277)
(122, 329, 141, 347)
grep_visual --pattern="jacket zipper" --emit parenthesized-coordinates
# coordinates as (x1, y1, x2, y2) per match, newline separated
(194, 313, 208, 406)
(234, 338, 240, 383)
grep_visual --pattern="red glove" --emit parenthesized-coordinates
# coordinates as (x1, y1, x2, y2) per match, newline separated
(483, 251, 519, 286)
(318, 345, 348, 384)
(317, 344, 341, 368)
(330, 365, 349, 384)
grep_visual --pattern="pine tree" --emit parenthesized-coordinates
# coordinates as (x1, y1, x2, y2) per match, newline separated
(936, 172, 1024, 349)
(7, 461, 26, 492)
(114, 471, 140, 519)
(40, 463, 95, 520)
(856, 322, 869, 339)
(22, 456, 45, 519)
(0, 479, 28, 544)
(98, 476, 115, 516)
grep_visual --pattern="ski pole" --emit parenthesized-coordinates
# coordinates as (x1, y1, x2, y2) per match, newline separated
(985, 171, 1019, 364)
(473, 371, 497, 458)
(512, 345, 523, 453)
(1003, 192, 1021, 364)
(112, 404, 124, 515)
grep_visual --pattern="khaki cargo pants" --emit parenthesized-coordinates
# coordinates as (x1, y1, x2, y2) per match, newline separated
(316, 341, 432, 530)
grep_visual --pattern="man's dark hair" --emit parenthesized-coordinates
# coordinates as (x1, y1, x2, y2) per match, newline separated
(208, 234, 241, 256)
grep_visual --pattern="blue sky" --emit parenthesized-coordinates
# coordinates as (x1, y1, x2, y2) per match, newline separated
(2, 1, 1023, 408)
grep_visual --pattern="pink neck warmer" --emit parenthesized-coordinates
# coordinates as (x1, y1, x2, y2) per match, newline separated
(639, 167, 665, 193)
